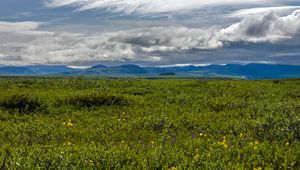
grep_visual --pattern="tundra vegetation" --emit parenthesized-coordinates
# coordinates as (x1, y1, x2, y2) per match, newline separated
(0, 77, 299, 169)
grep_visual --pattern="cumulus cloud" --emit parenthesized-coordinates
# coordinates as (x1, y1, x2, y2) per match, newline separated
(221, 9, 300, 43)
(1, 9, 300, 66)
(45, 0, 270, 14)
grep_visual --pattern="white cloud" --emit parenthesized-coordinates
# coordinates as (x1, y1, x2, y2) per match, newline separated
(45, 0, 271, 14)
(230, 6, 300, 17)
(1, 9, 300, 66)
(0, 21, 40, 32)
(221, 9, 300, 43)
(158, 63, 211, 67)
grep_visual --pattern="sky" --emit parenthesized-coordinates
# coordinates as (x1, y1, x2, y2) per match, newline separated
(0, 0, 300, 66)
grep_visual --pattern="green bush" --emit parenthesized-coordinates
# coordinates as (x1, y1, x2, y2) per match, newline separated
(0, 93, 47, 114)
(59, 93, 130, 108)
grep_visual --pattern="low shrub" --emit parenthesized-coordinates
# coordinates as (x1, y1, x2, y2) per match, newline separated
(0, 93, 47, 114)
(60, 93, 130, 108)
(272, 80, 281, 84)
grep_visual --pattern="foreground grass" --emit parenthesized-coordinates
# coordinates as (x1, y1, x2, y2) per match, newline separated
(0, 78, 299, 169)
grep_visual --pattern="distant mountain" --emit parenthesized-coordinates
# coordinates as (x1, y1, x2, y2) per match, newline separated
(192, 64, 300, 79)
(0, 66, 35, 75)
(27, 65, 75, 75)
(0, 65, 75, 76)
(145, 65, 199, 74)
(104, 64, 149, 75)
(90, 64, 107, 69)
(70, 64, 149, 75)
(0, 63, 300, 79)
(147, 64, 300, 79)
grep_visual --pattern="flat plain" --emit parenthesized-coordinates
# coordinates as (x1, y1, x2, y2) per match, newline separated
(0, 77, 299, 169)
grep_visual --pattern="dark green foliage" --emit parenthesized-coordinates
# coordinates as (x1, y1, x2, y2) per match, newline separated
(58, 93, 130, 108)
(160, 72, 176, 76)
(0, 93, 47, 114)
(273, 80, 281, 84)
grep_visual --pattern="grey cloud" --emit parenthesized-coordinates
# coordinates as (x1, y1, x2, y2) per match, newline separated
(0, 55, 23, 61)
(221, 9, 300, 43)
(0, 21, 40, 32)
(0, 9, 300, 66)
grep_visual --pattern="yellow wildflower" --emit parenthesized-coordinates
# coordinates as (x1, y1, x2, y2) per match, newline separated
(89, 160, 95, 166)
(64, 119, 75, 127)
(64, 141, 72, 146)
(218, 141, 228, 149)
(253, 167, 262, 170)
(199, 133, 203, 137)
(67, 121, 74, 127)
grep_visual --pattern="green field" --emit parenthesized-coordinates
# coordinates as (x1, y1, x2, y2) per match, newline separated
(0, 78, 299, 169)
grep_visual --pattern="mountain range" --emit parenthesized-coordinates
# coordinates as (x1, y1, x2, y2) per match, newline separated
(0, 64, 300, 80)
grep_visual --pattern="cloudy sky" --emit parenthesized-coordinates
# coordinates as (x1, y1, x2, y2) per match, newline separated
(0, 0, 300, 66)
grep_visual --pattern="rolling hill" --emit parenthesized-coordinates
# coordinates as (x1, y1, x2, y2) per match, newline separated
(0, 64, 300, 79)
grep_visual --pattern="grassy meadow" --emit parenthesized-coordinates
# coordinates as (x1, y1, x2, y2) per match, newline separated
(0, 77, 299, 169)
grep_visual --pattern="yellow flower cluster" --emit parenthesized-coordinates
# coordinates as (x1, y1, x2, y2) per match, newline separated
(249, 140, 260, 150)
(63, 141, 72, 146)
(63, 119, 75, 127)
(199, 133, 208, 137)
(218, 136, 228, 149)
